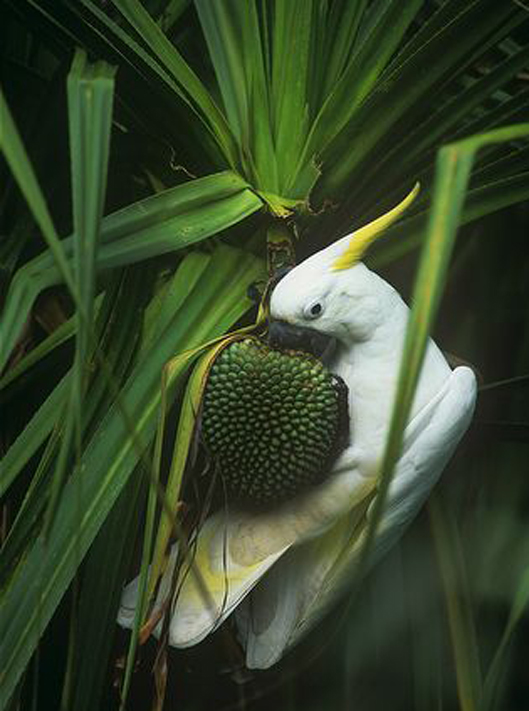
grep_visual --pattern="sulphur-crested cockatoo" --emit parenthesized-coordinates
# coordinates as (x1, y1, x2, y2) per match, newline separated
(118, 185, 477, 669)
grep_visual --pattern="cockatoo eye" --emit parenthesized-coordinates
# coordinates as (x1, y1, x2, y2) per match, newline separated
(304, 301, 324, 319)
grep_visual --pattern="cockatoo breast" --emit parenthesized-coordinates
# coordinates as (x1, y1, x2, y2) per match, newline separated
(329, 266, 452, 467)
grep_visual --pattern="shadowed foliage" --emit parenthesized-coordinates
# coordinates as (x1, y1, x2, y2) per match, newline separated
(1, 1, 528, 709)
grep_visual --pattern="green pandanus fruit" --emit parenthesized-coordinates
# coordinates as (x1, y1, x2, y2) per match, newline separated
(201, 337, 349, 507)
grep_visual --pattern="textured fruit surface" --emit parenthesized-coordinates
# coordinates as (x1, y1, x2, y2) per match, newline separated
(201, 337, 348, 506)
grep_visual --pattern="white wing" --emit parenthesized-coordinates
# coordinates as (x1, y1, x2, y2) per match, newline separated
(117, 510, 286, 647)
(118, 455, 373, 647)
(236, 365, 477, 668)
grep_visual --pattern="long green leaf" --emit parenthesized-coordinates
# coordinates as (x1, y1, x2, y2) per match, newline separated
(483, 565, 529, 710)
(298, 0, 421, 176)
(0, 171, 263, 373)
(0, 321, 70, 396)
(195, 0, 278, 192)
(386, 0, 477, 74)
(0, 88, 77, 302)
(110, 0, 238, 166)
(361, 123, 529, 575)
(115, 254, 209, 709)
(67, 47, 115, 373)
(0, 375, 70, 499)
(429, 495, 482, 711)
(321, 0, 368, 100)
(451, 88, 529, 145)
(194, 0, 249, 145)
(349, 43, 529, 211)
(0, 244, 265, 707)
(44, 49, 117, 535)
(372, 171, 529, 268)
(271, 0, 313, 195)
(0, 271, 148, 587)
(145, 331, 251, 606)
(69, 470, 144, 711)
(118, 355, 170, 711)
(159, 0, 190, 33)
(319, 0, 519, 198)
(0, 431, 62, 592)
(312, 128, 529, 704)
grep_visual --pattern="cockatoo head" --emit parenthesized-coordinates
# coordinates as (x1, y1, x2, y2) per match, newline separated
(270, 253, 387, 345)
(270, 183, 420, 348)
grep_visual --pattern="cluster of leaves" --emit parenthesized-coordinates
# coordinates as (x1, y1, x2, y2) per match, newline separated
(1, 1, 528, 710)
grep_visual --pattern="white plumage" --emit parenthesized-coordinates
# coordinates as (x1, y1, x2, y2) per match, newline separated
(118, 196, 477, 669)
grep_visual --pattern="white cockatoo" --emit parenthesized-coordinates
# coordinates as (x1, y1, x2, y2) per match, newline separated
(118, 185, 477, 669)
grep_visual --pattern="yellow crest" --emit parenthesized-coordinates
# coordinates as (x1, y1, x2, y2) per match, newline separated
(331, 182, 420, 271)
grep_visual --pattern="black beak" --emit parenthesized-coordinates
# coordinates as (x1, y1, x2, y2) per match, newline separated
(268, 321, 337, 364)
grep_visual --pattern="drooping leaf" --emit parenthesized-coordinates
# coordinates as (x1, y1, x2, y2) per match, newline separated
(0, 170, 263, 372)
(0, 87, 77, 301)
(362, 123, 529, 571)
(0, 245, 265, 707)
(44, 48, 116, 534)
